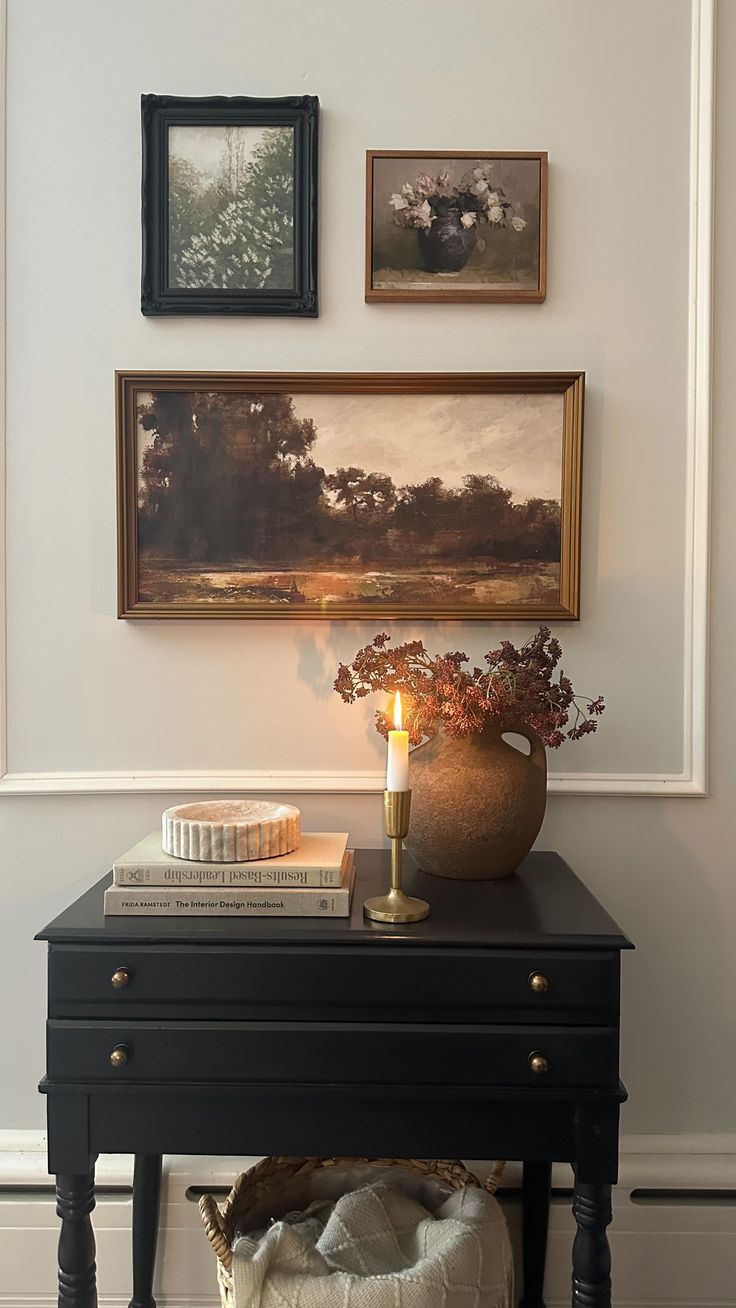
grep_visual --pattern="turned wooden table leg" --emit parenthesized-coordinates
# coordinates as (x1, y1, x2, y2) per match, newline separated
(520, 1160, 551, 1308)
(129, 1154, 163, 1308)
(56, 1172, 97, 1308)
(571, 1182, 612, 1307)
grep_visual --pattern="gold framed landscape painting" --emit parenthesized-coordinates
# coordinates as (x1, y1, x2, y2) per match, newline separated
(365, 151, 547, 302)
(116, 371, 583, 621)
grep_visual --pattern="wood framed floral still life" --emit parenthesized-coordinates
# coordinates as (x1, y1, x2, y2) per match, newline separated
(141, 94, 319, 316)
(116, 370, 583, 621)
(365, 151, 547, 303)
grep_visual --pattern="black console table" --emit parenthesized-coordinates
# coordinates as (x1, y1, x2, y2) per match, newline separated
(37, 849, 632, 1308)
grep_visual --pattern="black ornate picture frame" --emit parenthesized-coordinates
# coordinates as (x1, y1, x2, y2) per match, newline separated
(141, 95, 319, 316)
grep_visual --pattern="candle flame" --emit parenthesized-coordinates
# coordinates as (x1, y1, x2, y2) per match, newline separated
(394, 690, 403, 731)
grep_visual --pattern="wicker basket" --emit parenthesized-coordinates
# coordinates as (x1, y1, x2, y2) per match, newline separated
(200, 1155, 506, 1308)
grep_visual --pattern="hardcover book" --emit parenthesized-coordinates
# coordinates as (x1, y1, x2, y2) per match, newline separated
(112, 831, 349, 887)
(104, 854, 355, 917)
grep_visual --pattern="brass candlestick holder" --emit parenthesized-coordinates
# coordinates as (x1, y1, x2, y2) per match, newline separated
(363, 790, 430, 924)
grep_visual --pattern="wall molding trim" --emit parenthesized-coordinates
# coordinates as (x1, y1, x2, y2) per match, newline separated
(0, 0, 715, 799)
(1, 1131, 734, 1308)
(1, 1132, 734, 1308)
(0, 765, 715, 797)
(0, 0, 7, 788)
(2, 1128, 734, 1187)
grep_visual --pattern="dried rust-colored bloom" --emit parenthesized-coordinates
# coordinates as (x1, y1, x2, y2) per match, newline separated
(333, 626, 605, 749)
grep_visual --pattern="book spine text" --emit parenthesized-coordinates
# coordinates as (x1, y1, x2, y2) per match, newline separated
(104, 883, 352, 918)
(112, 865, 343, 888)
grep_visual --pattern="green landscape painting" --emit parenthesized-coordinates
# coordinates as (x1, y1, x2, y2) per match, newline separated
(131, 383, 570, 617)
(167, 125, 295, 290)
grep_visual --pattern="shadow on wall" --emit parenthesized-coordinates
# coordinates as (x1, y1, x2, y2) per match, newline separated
(295, 622, 520, 754)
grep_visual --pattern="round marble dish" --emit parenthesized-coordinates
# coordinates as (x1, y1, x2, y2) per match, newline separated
(162, 800, 301, 862)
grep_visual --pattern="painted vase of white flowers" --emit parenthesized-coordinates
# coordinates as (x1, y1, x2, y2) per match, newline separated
(389, 166, 528, 275)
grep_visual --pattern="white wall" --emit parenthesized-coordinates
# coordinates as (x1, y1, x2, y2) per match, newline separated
(0, 0, 734, 1148)
(5, 0, 695, 784)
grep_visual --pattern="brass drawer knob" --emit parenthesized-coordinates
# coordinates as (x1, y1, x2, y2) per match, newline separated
(109, 1045, 130, 1069)
(528, 972, 549, 993)
(111, 967, 131, 989)
(529, 1051, 549, 1075)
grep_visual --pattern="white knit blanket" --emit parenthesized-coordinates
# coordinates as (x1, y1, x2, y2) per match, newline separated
(232, 1179, 513, 1308)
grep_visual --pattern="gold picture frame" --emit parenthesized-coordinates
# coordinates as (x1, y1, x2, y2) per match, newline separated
(117, 370, 583, 620)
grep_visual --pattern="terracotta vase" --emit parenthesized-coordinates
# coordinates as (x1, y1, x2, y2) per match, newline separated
(405, 721, 547, 880)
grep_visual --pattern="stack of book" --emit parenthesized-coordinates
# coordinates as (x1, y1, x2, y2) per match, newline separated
(103, 831, 355, 918)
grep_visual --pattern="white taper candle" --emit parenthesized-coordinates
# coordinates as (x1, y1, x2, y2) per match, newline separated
(386, 691, 410, 791)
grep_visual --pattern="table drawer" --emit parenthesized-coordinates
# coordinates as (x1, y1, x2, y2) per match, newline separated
(47, 1019, 619, 1088)
(48, 945, 619, 1024)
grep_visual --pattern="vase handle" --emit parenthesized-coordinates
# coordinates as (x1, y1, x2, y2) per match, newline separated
(507, 722, 547, 774)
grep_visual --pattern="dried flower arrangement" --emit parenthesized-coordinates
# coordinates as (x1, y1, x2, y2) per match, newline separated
(334, 626, 604, 749)
(389, 165, 528, 236)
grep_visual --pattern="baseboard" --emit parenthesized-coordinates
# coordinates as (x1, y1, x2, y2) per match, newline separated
(0, 1298, 731, 1308)
(0, 1300, 221, 1307)
(1, 1133, 734, 1306)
